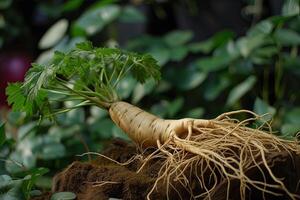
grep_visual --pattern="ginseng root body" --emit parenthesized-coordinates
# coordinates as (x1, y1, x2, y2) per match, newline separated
(108, 101, 300, 200)
(109, 101, 215, 147)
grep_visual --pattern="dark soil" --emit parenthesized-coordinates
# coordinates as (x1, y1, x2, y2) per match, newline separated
(33, 139, 300, 200)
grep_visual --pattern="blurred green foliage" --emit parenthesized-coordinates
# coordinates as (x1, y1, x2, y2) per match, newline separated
(0, 0, 300, 199)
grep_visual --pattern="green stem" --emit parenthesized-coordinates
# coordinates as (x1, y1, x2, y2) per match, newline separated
(56, 78, 110, 109)
(113, 57, 129, 88)
(55, 77, 109, 102)
(113, 62, 134, 89)
(79, 90, 111, 102)
(102, 67, 116, 101)
(47, 102, 93, 117)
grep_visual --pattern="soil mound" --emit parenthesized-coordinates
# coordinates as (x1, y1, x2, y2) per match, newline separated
(33, 139, 300, 200)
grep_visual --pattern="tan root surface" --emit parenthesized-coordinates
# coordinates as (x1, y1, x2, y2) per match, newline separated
(134, 111, 300, 200)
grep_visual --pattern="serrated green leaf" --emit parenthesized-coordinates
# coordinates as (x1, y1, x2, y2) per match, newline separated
(6, 41, 161, 119)
(75, 41, 93, 50)
(130, 53, 161, 83)
(6, 83, 34, 116)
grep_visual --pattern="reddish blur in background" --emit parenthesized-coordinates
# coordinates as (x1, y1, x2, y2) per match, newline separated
(0, 53, 31, 107)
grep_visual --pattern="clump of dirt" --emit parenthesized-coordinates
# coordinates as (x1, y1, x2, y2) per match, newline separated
(50, 139, 187, 200)
(34, 139, 300, 200)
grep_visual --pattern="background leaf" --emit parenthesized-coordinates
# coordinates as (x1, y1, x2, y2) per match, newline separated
(132, 79, 155, 104)
(204, 74, 231, 101)
(184, 107, 204, 118)
(195, 55, 232, 72)
(274, 29, 300, 46)
(38, 19, 69, 49)
(226, 76, 256, 107)
(188, 30, 234, 53)
(282, 0, 300, 16)
(149, 47, 170, 66)
(253, 97, 276, 121)
(75, 5, 121, 35)
(167, 65, 207, 90)
(163, 30, 193, 47)
(248, 20, 273, 36)
(119, 6, 145, 23)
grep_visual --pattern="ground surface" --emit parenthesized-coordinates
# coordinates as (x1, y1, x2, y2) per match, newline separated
(33, 139, 300, 200)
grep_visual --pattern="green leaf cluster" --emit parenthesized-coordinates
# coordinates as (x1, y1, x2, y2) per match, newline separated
(6, 42, 160, 118)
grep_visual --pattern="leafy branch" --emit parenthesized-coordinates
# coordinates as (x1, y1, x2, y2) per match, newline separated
(6, 41, 161, 118)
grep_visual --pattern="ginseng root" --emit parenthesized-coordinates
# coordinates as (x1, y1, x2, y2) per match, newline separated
(109, 101, 214, 147)
(109, 101, 300, 199)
